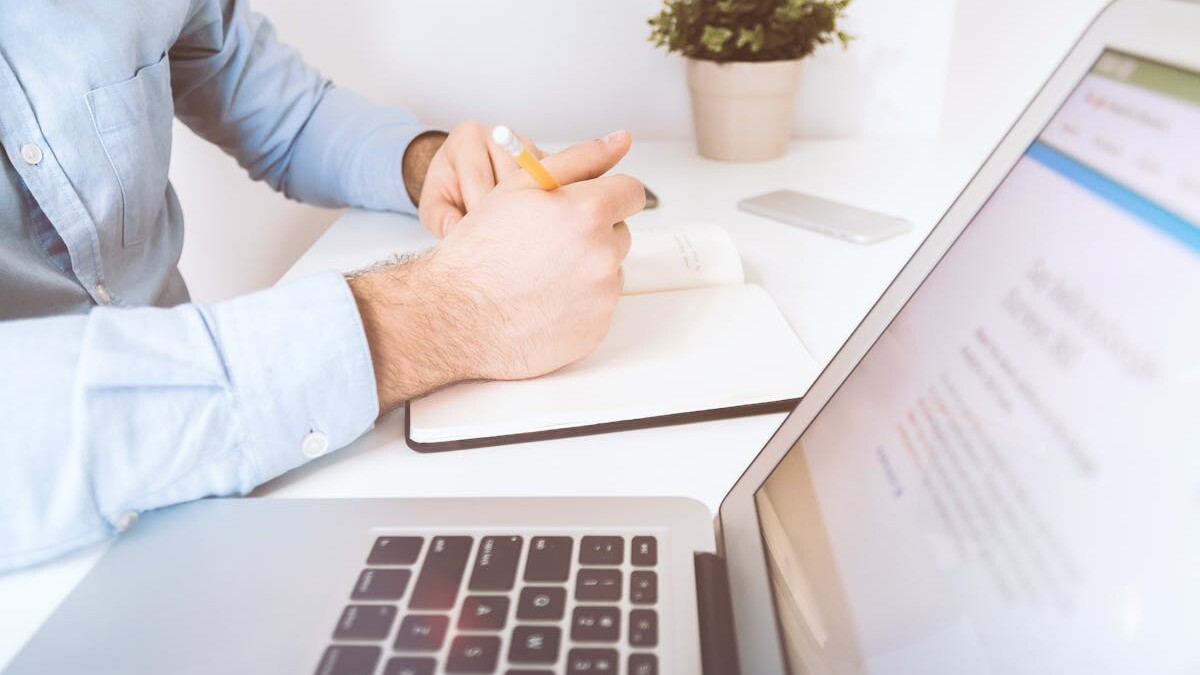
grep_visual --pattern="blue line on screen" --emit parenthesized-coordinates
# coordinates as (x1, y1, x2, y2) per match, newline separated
(1027, 141, 1200, 254)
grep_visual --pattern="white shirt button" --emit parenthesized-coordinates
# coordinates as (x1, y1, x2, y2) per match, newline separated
(94, 283, 112, 305)
(20, 143, 43, 166)
(115, 510, 139, 532)
(301, 430, 330, 458)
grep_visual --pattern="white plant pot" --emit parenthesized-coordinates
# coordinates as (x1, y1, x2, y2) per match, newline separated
(686, 58, 803, 162)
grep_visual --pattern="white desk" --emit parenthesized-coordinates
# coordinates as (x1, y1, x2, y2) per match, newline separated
(0, 139, 976, 669)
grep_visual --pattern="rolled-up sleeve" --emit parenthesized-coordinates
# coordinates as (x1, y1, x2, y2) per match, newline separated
(168, 0, 432, 213)
(0, 273, 378, 571)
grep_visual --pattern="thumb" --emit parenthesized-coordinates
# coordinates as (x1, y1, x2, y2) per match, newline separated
(537, 130, 632, 186)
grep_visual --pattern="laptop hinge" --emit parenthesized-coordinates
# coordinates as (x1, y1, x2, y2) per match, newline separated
(694, 552, 742, 675)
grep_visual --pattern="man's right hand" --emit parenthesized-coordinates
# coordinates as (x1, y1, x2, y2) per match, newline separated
(348, 130, 645, 412)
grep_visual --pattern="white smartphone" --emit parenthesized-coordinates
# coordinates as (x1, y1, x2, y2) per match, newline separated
(738, 189, 912, 244)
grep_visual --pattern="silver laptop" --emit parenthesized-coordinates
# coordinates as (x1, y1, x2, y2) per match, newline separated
(7, 1, 1200, 673)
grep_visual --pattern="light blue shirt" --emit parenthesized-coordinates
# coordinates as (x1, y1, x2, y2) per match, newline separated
(0, 0, 431, 570)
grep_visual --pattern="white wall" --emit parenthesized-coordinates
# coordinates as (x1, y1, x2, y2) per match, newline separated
(942, 0, 1109, 158)
(173, 0, 1107, 303)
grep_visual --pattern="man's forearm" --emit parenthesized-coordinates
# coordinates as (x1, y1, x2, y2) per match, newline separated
(402, 131, 450, 207)
(346, 129, 643, 414)
(347, 253, 487, 411)
(0, 274, 377, 571)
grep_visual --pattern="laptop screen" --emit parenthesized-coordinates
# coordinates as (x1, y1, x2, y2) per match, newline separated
(755, 51, 1200, 675)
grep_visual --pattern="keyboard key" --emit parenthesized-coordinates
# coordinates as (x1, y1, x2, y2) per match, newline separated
(629, 609, 658, 647)
(351, 568, 411, 601)
(410, 536, 473, 609)
(393, 615, 449, 651)
(571, 606, 620, 642)
(384, 656, 437, 675)
(333, 605, 397, 641)
(314, 645, 381, 675)
(629, 653, 658, 675)
(446, 635, 500, 674)
(579, 536, 624, 565)
(567, 648, 619, 675)
(469, 536, 523, 591)
(631, 536, 657, 567)
(368, 537, 424, 565)
(508, 625, 561, 664)
(630, 571, 657, 605)
(516, 587, 566, 621)
(524, 536, 572, 582)
(505, 671, 553, 675)
(458, 595, 509, 631)
(575, 569, 622, 602)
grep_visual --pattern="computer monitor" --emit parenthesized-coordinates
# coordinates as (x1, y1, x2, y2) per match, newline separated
(756, 50, 1200, 675)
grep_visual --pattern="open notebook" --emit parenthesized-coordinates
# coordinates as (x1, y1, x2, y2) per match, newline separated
(406, 223, 821, 451)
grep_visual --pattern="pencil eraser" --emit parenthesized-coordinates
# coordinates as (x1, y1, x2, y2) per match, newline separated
(491, 125, 523, 156)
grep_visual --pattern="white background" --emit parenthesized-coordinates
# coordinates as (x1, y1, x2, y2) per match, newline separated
(171, 0, 1106, 302)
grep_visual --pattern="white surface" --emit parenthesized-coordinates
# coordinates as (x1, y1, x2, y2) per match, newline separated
(410, 285, 819, 444)
(251, 0, 951, 142)
(0, 138, 975, 670)
(794, 0, 954, 139)
(173, 0, 1104, 304)
(943, 0, 1109, 148)
(281, 140, 975, 362)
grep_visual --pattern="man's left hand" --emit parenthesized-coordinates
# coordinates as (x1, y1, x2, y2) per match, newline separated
(403, 121, 543, 239)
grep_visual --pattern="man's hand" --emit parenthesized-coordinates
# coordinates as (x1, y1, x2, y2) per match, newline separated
(413, 121, 544, 239)
(350, 130, 643, 412)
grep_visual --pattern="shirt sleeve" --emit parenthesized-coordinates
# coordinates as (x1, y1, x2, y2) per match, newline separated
(0, 272, 379, 572)
(168, 0, 433, 213)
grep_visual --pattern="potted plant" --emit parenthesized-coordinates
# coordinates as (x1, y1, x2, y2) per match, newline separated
(649, 0, 852, 161)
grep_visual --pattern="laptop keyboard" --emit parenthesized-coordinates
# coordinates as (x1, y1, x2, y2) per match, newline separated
(314, 534, 661, 675)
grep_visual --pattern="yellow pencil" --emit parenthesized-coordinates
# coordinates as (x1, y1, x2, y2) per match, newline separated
(492, 125, 560, 190)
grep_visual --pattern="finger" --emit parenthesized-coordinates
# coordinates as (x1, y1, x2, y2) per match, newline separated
(537, 130, 632, 187)
(519, 134, 546, 160)
(453, 139, 498, 211)
(565, 173, 647, 226)
(419, 189, 465, 238)
(487, 136, 519, 177)
(612, 220, 633, 261)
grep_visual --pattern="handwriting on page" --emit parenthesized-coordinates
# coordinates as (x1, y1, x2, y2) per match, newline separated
(620, 223, 744, 295)
(673, 233, 703, 272)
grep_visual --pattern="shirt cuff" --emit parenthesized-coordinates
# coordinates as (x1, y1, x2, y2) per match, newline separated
(202, 271, 379, 485)
(350, 122, 442, 214)
(287, 85, 436, 214)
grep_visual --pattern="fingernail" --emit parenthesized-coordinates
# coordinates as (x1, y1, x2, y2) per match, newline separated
(604, 130, 628, 144)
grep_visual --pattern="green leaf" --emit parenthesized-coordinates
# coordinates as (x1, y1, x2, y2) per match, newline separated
(700, 25, 734, 54)
(650, 0, 854, 63)
(736, 24, 766, 52)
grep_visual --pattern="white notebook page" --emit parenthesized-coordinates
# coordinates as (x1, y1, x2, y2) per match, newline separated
(409, 284, 819, 444)
(621, 223, 745, 295)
